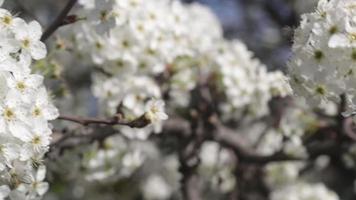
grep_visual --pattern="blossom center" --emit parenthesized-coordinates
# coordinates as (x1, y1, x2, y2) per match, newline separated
(16, 82, 26, 91)
(22, 39, 31, 48)
(2, 15, 12, 25)
(33, 107, 42, 117)
(100, 10, 109, 21)
(349, 33, 356, 42)
(3, 108, 15, 120)
(32, 136, 41, 145)
(150, 106, 159, 114)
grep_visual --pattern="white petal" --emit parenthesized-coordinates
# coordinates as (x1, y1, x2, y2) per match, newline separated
(8, 122, 31, 141)
(9, 189, 26, 200)
(36, 165, 46, 181)
(328, 34, 350, 48)
(26, 74, 43, 88)
(30, 41, 47, 60)
(36, 182, 49, 195)
(28, 21, 43, 41)
(12, 19, 28, 40)
(42, 104, 59, 120)
(0, 164, 5, 172)
(19, 145, 33, 161)
(4, 143, 19, 161)
(0, 119, 6, 133)
(0, 185, 10, 199)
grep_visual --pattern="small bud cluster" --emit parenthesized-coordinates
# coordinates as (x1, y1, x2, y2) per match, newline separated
(0, 1, 58, 199)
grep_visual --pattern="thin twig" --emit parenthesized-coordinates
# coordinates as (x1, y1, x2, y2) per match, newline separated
(41, 0, 78, 41)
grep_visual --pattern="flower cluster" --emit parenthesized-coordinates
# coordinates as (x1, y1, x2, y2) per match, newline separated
(0, 1, 58, 199)
(81, 135, 145, 182)
(70, 0, 291, 125)
(46, 137, 181, 200)
(46, 0, 292, 197)
(270, 181, 339, 200)
(210, 41, 291, 119)
(198, 142, 236, 193)
(265, 160, 339, 200)
(288, 0, 356, 114)
(256, 101, 321, 158)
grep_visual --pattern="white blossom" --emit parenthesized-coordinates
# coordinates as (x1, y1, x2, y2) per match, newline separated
(0, 1, 58, 199)
(13, 20, 47, 61)
(270, 182, 339, 200)
(0, 185, 10, 200)
(145, 99, 168, 123)
(141, 174, 172, 200)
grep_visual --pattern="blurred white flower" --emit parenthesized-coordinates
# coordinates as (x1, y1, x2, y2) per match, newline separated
(142, 174, 172, 200)
(271, 182, 339, 200)
(145, 99, 168, 123)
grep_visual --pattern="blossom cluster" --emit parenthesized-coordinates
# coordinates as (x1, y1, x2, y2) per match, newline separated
(256, 101, 322, 158)
(265, 159, 339, 200)
(199, 141, 236, 193)
(46, 137, 180, 200)
(81, 135, 145, 182)
(270, 181, 339, 200)
(0, 1, 58, 199)
(45, 0, 292, 198)
(288, 0, 356, 114)
(72, 0, 291, 124)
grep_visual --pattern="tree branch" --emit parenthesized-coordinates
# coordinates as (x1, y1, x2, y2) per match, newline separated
(210, 121, 342, 164)
(41, 0, 78, 41)
(57, 114, 150, 128)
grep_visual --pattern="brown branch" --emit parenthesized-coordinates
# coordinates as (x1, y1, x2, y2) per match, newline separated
(41, 0, 78, 41)
(210, 121, 342, 164)
(57, 114, 150, 128)
(337, 94, 356, 141)
(211, 125, 303, 164)
(50, 116, 188, 157)
(48, 126, 120, 158)
(343, 117, 356, 141)
(178, 116, 204, 200)
(55, 112, 342, 165)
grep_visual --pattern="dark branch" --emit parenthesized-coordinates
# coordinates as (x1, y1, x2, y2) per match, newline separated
(41, 0, 78, 41)
(58, 114, 150, 128)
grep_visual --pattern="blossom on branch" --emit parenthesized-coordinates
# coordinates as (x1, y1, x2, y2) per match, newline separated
(144, 99, 168, 123)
